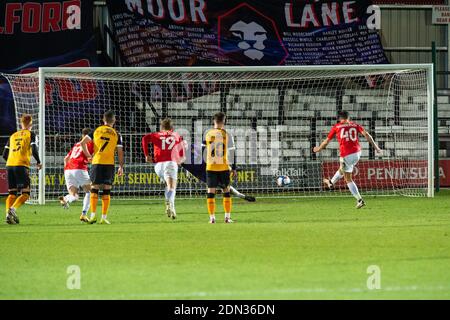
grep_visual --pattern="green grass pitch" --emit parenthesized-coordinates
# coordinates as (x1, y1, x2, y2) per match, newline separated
(1, 192, 450, 300)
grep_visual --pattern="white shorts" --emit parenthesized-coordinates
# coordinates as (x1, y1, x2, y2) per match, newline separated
(65, 169, 91, 190)
(155, 161, 178, 181)
(339, 151, 361, 173)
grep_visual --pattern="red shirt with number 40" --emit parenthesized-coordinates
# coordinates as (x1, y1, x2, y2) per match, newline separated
(327, 122, 365, 157)
(142, 131, 184, 163)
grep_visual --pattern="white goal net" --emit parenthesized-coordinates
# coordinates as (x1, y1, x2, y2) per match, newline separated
(1, 65, 434, 204)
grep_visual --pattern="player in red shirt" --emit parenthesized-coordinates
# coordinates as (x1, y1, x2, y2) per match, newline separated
(59, 128, 94, 222)
(142, 118, 186, 219)
(313, 111, 381, 208)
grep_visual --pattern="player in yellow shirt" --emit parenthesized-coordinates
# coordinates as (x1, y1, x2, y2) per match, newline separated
(3, 114, 42, 224)
(80, 110, 124, 225)
(204, 112, 236, 224)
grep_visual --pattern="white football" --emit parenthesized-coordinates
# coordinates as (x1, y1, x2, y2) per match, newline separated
(276, 175, 291, 187)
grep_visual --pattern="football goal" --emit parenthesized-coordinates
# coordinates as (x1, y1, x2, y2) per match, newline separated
(1, 65, 434, 204)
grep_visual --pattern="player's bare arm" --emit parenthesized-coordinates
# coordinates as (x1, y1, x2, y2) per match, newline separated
(177, 140, 188, 165)
(362, 130, 382, 153)
(63, 154, 70, 167)
(80, 135, 93, 160)
(313, 138, 330, 153)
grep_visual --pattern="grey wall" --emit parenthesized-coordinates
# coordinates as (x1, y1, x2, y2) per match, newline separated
(380, 6, 448, 89)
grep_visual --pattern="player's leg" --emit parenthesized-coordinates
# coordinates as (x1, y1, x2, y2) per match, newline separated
(9, 187, 30, 225)
(8, 167, 31, 224)
(88, 184, 100, 223)
(229, 186, 256, 202)
(344, 173, 364, 208)
(88, 165, 100, 223)
(221, 171, 233, 223)
(207, 187, 216, 223)
(60, 170, 82, 209)
(100, 185, 111, 224)
(206, 171, 217, 223)
(60, 187, 79, 210)
(5, 166, 18, 224)
(80, 184, 91, 222)
(155, 162, 171, 217)
(5, 189, 17, 224)
(324, 159, 344, 190)
(343, 153, 364, 208)
(77, 170, 92, 221)
(165, 177, 177, 219)
(88, 164, 114, 224)
(164, 162, 178, 219)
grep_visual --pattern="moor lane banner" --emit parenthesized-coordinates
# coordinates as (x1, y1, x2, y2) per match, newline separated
(107, 0, 389, 67)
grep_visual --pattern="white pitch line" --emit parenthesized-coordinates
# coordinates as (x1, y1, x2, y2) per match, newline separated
(86, 285, 450, 299)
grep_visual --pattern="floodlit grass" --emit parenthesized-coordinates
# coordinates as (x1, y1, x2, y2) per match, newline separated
(1, 191, 450, 299)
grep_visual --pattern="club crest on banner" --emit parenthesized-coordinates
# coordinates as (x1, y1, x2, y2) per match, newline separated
(218, 3, 289, 65)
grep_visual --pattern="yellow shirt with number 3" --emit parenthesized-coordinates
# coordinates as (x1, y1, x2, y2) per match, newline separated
(6, 129, 36, 167)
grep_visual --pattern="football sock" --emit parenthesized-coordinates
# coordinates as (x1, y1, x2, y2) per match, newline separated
(64, 194, 79, 203)
(12, 192, 30, 209)
(230, 186, 244, 199)
(164, 189, 169, 201)
(331, 171, 343, 185)
(90, 189, 99, 217)
(167, 188, 176, 209)
(101, 190, 111, 216)
(5, 192, 17, 215)
(207, 193, 215, 217)
(82, 192, 90, 215)
(223, 192, 232, 216)
(347, 182, 362, 200)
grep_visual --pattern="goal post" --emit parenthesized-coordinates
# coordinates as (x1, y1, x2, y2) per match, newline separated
(38, 68, 46, 205)
(1, 64, 434, 203)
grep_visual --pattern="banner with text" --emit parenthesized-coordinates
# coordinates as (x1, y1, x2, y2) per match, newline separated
(0, 0, 96, 137)
(322, 160, 434, 190)
(107, 0, 389, 67)
(1, 160, 448, 195)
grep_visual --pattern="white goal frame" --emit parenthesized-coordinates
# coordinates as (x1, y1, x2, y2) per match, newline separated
(28, 64, 435, 203)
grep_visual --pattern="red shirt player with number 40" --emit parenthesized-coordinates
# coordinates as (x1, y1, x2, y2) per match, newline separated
(313, 111, 382, 209)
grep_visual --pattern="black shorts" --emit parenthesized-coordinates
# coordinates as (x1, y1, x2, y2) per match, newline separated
(7, 166, 30, 190)
(90, 164, 115, 185)
(206, 170, 230, 189)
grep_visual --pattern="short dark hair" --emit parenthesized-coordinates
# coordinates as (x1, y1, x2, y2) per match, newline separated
(104, 110, 115, 123)
(82, 128, 91, 136)
(213, 112, 226, 123)
(337, 110, 349, 120)
(160, 118, 173, 131)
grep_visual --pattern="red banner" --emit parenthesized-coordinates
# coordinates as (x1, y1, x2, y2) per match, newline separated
(0, 169, 8, 194)
(322, 159, 430, 190)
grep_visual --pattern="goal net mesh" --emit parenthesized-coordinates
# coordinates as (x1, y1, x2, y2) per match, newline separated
(1, 67, 431, 203)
